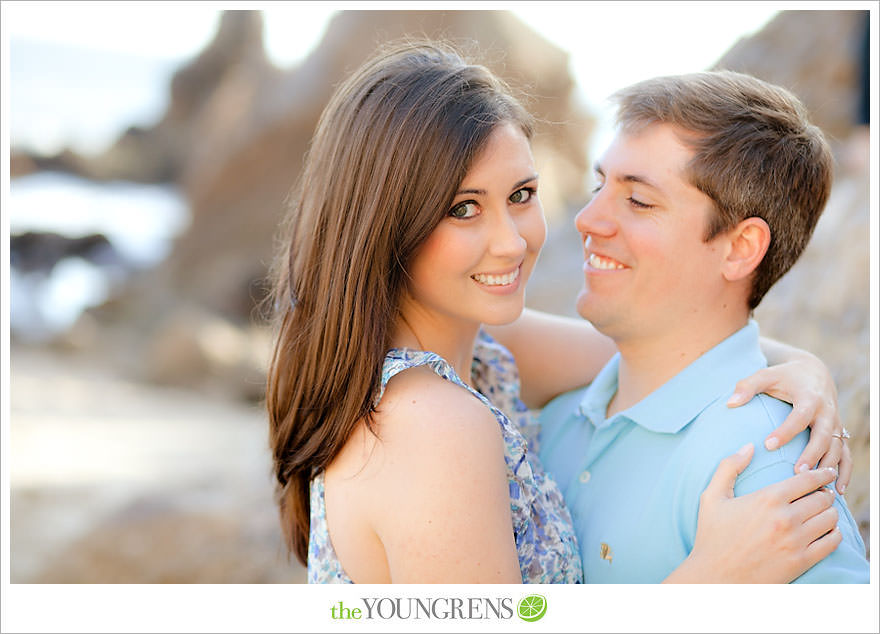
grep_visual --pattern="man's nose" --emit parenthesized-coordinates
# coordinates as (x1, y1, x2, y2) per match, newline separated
(574, 191, 617, 238)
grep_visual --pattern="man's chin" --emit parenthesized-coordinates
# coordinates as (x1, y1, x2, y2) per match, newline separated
(575, 292, 619, 336)
(575, 290, 600, 322)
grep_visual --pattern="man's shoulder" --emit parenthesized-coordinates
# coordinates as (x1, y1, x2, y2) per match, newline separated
(694, 390, 792, 433)
(683, 392, 805, 485)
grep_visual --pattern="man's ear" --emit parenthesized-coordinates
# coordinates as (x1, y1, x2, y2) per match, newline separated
(721, 217, 770, 282)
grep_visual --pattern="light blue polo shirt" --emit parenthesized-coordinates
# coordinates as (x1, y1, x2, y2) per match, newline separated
(539, 321, 868, 583)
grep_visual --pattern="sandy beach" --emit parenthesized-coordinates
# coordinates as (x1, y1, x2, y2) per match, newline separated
(9, 342, 305, 583)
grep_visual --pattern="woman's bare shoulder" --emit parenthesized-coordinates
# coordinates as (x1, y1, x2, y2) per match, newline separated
(375, 365, 500, 448)
(330, 366, 501, 488)
(364, 366, 518, 582)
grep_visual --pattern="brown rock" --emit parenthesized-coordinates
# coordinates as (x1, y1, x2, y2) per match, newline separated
(714, 10, 867, 144)
(709, 10, 870, 550)
(141, 302, 269, 400)
(9, 150, 37, 178)
(11, 11, 276, 184)
(152, 9, 594, 322)
(81, 9, 595, 398)
(753, 153, 870, 553)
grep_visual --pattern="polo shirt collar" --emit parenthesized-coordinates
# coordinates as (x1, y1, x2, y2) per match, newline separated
(578, 320, 767, 434)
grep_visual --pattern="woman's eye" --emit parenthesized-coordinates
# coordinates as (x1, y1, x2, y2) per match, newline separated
(449, 201, 479, 218)
(509, 187, 534, 204)
(591, 183, 603, 194)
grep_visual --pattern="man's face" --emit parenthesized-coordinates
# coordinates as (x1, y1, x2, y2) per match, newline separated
(575, 123, 729, 343)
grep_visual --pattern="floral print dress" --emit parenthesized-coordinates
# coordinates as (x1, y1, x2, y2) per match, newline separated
(307, 330, 583, 583)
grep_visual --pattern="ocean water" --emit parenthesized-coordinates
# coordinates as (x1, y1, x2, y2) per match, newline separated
(9, 39, 192, 340)
(9, 173, 188, 340)
(9, 172, 188, 264)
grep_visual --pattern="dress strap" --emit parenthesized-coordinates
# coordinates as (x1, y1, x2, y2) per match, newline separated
(377, 347, 480, 405)
(379, 345, 528, 466)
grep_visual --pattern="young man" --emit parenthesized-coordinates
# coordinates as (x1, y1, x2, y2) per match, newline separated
(538, 71, 868, 583)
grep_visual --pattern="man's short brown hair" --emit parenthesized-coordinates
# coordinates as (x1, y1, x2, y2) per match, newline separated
(611, 70, 833, 309)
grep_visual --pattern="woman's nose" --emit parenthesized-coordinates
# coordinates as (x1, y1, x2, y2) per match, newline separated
(488, 211, 528, 259)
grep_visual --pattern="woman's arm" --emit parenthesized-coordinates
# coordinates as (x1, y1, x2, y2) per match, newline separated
(485, 308, 617, 409)
(732, 336, 851, 493)
(370, 369, 521, 583)
(663, 444, 841, 583)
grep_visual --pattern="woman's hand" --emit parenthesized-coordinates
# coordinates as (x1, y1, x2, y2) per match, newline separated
(731, 341, 851, 494)
(665, 444, 841, 583)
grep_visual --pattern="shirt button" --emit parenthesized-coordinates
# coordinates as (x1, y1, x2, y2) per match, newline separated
(600, 542, 613, 563)
(578, 470, 591, 484)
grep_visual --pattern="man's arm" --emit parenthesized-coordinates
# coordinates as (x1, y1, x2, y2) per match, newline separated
(665, 447, 843, 583)
(733, 454, 868, 583)
(725, 394, 866, 582)
(677, 395, 866, 584)
(486, 309, 616, 409)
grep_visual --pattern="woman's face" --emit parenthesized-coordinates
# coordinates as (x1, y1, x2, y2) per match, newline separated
(404, 122, 546, 329)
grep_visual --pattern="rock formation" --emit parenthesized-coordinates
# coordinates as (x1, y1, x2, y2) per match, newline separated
(62, 9, 594, 398)
(711, 10, 870, 549)
(12, 11, 278, 184)
(161, 10, 593, 320)
(11, 231, 125, 274)
(714, 10, 867, 145)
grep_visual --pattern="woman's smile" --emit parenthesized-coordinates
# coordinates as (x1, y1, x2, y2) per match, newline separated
(471, 265, 521, 290)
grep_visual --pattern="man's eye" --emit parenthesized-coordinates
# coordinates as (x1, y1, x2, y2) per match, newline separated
(627, 196, 654, 209)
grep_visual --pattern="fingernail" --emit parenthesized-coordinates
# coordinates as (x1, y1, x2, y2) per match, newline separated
(727, 392, 745, 407)
(838, 483, 847, 494)
(764, 437, 779, 451)
(796, 463, 809, 473)
(737, 443, 752, 456)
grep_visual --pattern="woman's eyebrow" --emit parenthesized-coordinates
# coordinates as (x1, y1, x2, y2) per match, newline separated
(455, 174, 538, 196)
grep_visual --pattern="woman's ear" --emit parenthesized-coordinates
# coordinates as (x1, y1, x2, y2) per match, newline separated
(721, 217, 771, 282)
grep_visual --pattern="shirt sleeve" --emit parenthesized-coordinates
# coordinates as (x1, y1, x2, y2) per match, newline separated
(735, 461, 869, 584)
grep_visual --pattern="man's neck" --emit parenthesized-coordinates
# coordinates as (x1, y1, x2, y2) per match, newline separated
(606, 314, 750, 418)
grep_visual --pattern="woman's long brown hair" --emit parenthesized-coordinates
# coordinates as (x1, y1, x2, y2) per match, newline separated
(266, 40, 533, 565)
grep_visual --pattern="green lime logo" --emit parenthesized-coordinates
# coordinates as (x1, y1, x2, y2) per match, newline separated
(517, 594, 547, 622)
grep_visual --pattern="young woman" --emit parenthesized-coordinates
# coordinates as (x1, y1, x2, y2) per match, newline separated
(266, 41, 847, 583)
